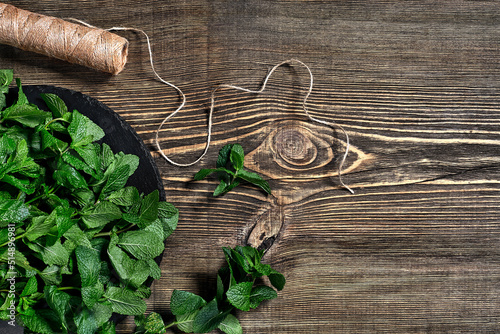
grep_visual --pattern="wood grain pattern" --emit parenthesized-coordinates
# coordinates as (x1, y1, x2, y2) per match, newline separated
(2, 0, 500, 333)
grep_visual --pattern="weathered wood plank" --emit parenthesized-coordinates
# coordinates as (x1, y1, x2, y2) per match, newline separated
(1, 0, 500, 333)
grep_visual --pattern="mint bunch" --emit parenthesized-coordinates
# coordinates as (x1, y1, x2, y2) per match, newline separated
(0, 70, 178, 334)
(135, 245, 285, 334)
(194, 144, 271, 196)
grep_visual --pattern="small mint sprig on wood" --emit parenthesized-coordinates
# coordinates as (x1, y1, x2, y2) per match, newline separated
(134, 245, 286, 334)
(194, 143, 271, 196)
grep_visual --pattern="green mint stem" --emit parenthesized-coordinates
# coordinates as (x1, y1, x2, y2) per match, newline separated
(164, 321, 176, 329)
(0, 233, 25, 247)
(44, 117, 69, 129)
(25, 185, 60, 205)
(164, 318, 193, 330)
(57, 287, 81, 291)
(25, 194, 44, 205)
(93, 223, 135, 238)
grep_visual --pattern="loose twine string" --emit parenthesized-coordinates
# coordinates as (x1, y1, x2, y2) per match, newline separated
(130, 30, 355, 193)
(8, 9, 354, 194)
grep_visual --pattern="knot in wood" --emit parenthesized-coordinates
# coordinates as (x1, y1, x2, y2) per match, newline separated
(273, 127, 317, 166)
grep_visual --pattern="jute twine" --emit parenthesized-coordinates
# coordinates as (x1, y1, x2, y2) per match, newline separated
(0, 3, 128, 74)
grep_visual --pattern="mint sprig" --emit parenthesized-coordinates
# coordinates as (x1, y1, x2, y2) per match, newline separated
(135, 245, 286, 334)
(194, 144, 271, 196)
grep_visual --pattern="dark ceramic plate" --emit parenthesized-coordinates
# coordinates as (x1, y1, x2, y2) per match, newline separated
(6, 85, 165, 200)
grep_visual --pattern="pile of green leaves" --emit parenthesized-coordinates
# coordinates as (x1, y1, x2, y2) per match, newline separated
(194, 144, 271, 196)
(135, 245, 285, 334)
(0, 70, 178, 334)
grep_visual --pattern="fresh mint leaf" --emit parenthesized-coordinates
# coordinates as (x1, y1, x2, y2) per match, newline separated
(100, 143, 114, 171)
(68, 110, 105, 147)
(41, 129, 68, 154)
(98, 261, 112, 285)
(25, 216, 52, 241)
(216, 144, 233, 168)
(39, 240, 70, 267)
(226, 281, 253, 311)
(76, 245, 100, 287)
(107, 234, 149, 288)
(248, 285, 277, 309)
(75, 143, 102, 175)
(40, 93, 68, 118)
(39, 265, 62, 285)
(138, 189, 159, 228)
(0, 70, 13, 90)
(53, 159, 89, 191)
(72, 188, 96, 208)
(216, 274, 225, 304)
(104, 286, 147, 316)
(2, 103, 51, 128)
(0, 134, 16, 162)
(193, 167, 230, 181)
(81, 201, 122, 228)
(53, 205, 74, 238)
(142, 218, 164, 238)
(146, 258, 161, 280)
(93, 151, 139, 193)
(218, 314, 243, 334)
(107, 234, 136, 282)
(213, 179, 229, 197)
(0, 69, 12, 92)
(62, 151, 99, 178)
(44, 285, 71, 331)
(101, 164, 130, 197)
(110, 152, 139, 178)
(268, 269, 287, 291)
(129, 260, 151, 288)
(2, 79, 51, 127)
(176, 310, 199, 333)
(230, 143, 245, 171)
(20, 276, 38, 297)
(156, 201, 179, 239)
(92, 301, 113, 329)
(63, 224, 92, 248)
(192, 299, 229, 333)
(0, 197, 29, 226)
(222, 247, 247, 280)
(107, 186, 140, 207)
(117, 230, 163, 261)
(143, 312, 166, 334)
(74, 306, 98, 334)
(82, 281, 105, 309)
(0, 70, 13, 110)
(156, 245, 285, 333)
(134, 285, 152, 299)
(1, 174, 37, 194)
(236, 169, 271, 194)
(213, 178, 240, 197)
(170, 290, 207, 316)
(18, 312, 55, 334)
(8, 136, 28, 163)
(98, 321, 116, 334)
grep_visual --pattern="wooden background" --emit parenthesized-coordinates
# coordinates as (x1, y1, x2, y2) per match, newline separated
(2, 0, 500, 333)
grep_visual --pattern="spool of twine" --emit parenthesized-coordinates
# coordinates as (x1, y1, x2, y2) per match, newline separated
(0, 3, 128, 74)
